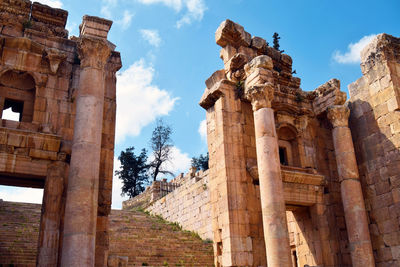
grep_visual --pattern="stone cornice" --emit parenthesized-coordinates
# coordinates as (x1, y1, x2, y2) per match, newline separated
(327, 105, 350, 128)
(199, 79, 234, 110)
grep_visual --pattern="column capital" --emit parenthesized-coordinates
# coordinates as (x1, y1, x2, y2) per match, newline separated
(245, 83, 274, 111)
(78, 36, 112, 69)
(327, 105, 350, 128)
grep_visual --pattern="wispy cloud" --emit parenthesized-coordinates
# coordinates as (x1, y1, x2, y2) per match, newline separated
(198, 119, 207, 142)
(136, 0, 207, 28)
(34, 0, 63, 8)
(116, 10, 134, 30)
(140, 29, 162, 47)
(115, 59, 178, 143)
(333, 34, 377, 64)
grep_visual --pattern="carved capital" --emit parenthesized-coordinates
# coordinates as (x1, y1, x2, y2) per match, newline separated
(78, 37, 111, 69)
(245, 83, 274, 111)
(327, 105, 350, 128)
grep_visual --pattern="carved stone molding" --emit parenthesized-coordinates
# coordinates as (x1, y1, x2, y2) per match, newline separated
(327, 105, 350, 128)
(46, 48, 67, 74)
(77, 37, 112, 69)
(244, 82, 274, 111)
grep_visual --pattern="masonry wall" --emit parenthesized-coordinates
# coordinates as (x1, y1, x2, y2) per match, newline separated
(145, 171, 212, 240)
(348, 34, 400, 266)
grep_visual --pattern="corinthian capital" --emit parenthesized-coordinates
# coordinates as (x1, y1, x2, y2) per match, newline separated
(244, 83, 274, 111)
(327, 105, 350, 128)
(78, 37, 112, 69)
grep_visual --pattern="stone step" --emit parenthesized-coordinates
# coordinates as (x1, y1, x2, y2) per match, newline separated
(0, 201, 214, 267)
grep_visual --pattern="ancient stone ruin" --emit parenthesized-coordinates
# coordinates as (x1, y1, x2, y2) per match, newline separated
(198, 19, 400, 267)
(1, 0, 400, 266)
(127, 20, 400, 267)
(0, 0, 121, 266)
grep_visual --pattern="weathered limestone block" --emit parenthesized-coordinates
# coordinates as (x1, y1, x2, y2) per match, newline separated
(215, 19, 251, 48)
(313, 79, 346, 115)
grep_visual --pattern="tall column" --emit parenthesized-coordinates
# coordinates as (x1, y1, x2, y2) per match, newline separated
(61, 36, 111, 266)
(245, 83, 292, 267)
(37, 161, 68, 266)
(327, 105, 375, 267)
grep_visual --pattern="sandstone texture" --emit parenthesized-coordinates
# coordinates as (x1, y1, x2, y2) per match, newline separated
(0, 1, 121, 266)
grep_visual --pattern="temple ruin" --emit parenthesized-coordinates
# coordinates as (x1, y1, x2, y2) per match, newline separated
(1, 0, 400, 266)
(0, 0, 121, 266)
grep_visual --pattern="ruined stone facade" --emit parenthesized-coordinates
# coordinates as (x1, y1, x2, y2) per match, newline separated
(199, 20, 400, 267)
(0, 1, 121, 266)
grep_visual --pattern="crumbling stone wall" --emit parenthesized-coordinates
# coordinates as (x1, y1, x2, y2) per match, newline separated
(0, 1, 121, 266)
(348, 34, 400, 265)
(124, 169, 212, 240)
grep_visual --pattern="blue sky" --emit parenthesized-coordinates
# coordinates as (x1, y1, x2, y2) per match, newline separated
(0, 0, 399, 208)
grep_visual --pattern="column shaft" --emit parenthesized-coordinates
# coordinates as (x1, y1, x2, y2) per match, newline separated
(61, 53, 108, 265)
(328, 106, 375, 267)
(331, 126, 375, 266)
(253, 107, 292, 267)
(37, 161, 67, 266)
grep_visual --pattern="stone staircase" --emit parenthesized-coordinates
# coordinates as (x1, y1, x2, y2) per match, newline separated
(0, 201, 214, 267)
(0, 201, 41, 267)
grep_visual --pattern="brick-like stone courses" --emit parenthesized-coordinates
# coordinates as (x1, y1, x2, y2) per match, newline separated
(0, 1, 121, 266)
(108, 209, 214, 267)
(145, 171, 212, 240)
(200, 19, 354, 266)
(0, 201, 41, 266)
(0, 201, 214, 267)
(348, 34, 400, 266)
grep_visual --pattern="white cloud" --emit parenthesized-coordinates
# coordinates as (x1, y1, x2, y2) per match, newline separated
(0, 186, 43, 204)
(140, 29, 162, 47)
(198, 119, 207, 142)
(116, 11, 134, 30)
(176, 0, 206, 28)
(115, 59, 178, 143)
(333, 34, 377, 64)
(66, 21, 78, 36)
(163, 146, 192, 176)
(136, 0, 207, 28)
(111, 157, 129, 209)
(34, 0, 63, 8)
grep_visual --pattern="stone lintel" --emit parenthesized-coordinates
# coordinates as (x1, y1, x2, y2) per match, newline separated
(312, 78, 346, 115)
(327, 105, 350, 128)
(80, 15, 113, 39)
(199, 79, 234, 109)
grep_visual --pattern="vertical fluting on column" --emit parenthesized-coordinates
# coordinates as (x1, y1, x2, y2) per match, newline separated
(327, 105, 375, 267)
(37, 161, 68, 267)
(245, 83, 292, 267)
(60, 36, 111, 266)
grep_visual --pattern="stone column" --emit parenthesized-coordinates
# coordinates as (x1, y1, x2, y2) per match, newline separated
(245, 83, 292, 267)
(327, 105, 375, 267)
(37, 161, 68, 267)
(60, 36, 111, 266)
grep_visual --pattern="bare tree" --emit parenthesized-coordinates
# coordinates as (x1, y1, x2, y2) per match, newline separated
(149, 119, 174, 181)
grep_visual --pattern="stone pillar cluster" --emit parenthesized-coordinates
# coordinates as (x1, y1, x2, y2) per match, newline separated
(327, 105, 375, 267)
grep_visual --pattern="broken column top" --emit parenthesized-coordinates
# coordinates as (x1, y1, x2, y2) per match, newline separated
(79, 15, 113, 39)
(360, 33, 400, 74)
